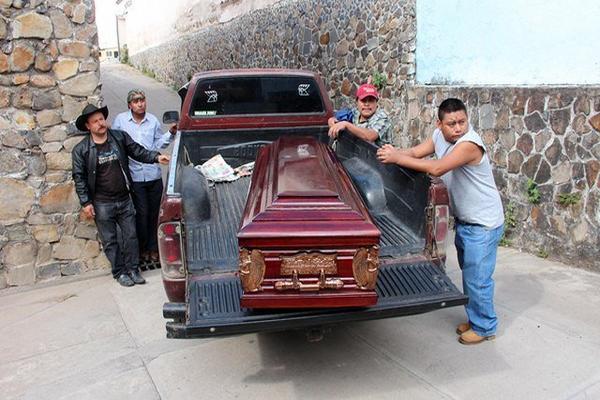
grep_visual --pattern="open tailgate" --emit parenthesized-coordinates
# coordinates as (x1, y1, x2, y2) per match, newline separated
(163, 260, 467, 338)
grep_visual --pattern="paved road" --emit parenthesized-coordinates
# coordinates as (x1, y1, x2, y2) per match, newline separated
(101, 61, 180, 130)
(2, 64, 599, 400)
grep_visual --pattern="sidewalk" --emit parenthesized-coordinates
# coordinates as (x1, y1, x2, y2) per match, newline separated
(1, 242, 599, 399)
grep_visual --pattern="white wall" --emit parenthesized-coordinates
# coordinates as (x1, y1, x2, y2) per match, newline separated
(123, 0, 279, 55)
(416, 0, 600, 85)
(96, 0, 118, 49)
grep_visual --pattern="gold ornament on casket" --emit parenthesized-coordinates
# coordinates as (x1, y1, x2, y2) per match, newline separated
(352, 246, 379, 290)
(238, 248, 266, 292)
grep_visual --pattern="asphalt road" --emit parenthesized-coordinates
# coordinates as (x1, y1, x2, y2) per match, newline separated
(1, 63, 598, 400)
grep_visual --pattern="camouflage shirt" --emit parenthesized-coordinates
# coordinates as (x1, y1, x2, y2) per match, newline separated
(351, 107, 392, 146)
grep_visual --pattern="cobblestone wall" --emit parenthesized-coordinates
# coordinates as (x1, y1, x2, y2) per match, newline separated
(130, 0, 416, 135)
(0, 0, 104, 288)
(130, 0, 600, 271)
(406, 87, 600, 269)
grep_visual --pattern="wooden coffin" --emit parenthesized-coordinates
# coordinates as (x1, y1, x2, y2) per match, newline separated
(237, 136, 381, 308)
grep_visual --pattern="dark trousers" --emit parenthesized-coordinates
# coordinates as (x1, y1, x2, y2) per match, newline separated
(130, 179, 163, 254)
(94, 198, 140, 278)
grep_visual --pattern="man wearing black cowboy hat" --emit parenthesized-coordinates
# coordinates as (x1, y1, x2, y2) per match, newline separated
(71, 104, 170, 287)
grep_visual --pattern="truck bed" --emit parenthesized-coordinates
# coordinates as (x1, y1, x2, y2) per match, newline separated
(185, 176, 424, 273)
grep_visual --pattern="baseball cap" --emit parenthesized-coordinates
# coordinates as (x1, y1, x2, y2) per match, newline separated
(356, 84, 379, 100)
(127, 89, 145, 103)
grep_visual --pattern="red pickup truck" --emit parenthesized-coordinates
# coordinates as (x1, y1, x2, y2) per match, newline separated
(158, 69, 466, 338)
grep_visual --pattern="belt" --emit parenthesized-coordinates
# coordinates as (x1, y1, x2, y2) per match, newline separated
(454, 218, 485, 228)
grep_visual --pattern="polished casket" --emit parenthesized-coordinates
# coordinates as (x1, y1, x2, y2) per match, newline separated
(237, 136, 381, 308)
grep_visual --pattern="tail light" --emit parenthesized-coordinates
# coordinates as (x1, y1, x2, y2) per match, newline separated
(433, 205, 449, 258)
(158, 222, 185, 279)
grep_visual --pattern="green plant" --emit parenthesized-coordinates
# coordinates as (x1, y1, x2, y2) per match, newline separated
(557, 192, 581, 206)
(140, 66, 156, 79)
(499, 202, 517, 247)
(120, 45, 129, 65)
(526, 179, 541, 204)
(504, 202, 517, 229)
(499, 235, 511, 247)
(371, 71, 387, 91)
(537, 249, 548, 259)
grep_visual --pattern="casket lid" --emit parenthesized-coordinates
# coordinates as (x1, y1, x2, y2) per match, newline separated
(238, 136, 380, 242)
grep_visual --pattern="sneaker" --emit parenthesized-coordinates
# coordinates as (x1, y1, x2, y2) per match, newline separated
(117, 273, 135, 287)
(458, 329, 495, 345)
(129, 269, 146, 284)
(456, 322, 471, 335)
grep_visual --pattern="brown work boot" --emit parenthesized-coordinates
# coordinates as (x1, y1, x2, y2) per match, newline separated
(458, 329, 495, 345)
(456, 322, 471, 335)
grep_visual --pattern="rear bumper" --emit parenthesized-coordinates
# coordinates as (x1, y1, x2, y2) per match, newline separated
(164, 261, 467, 339)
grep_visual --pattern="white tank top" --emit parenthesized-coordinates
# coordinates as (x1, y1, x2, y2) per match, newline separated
(432, 128, 504, 228)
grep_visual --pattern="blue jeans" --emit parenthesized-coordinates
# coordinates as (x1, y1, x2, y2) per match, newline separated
(94, 198, 140, 278)
(455, 223, 504, 336)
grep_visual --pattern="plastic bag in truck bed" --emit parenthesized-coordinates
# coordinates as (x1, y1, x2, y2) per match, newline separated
(195, 154, 254, 182)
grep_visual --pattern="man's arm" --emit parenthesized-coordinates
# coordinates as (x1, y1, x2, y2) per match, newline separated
(377, 140, 483, 177)
(343, 122, 379, 142)
(378, 137, 435, 161)
(71, 145, 95, 218)
(152, 117, 175, 150)
(329, 109, 391, 144)
(122, 131, 169, 164)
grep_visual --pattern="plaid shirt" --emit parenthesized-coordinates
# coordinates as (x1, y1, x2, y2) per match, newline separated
(351, 107, 392, 146)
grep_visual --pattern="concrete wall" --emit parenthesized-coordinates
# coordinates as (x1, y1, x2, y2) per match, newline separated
(129, 0, 600, 271)
(122, 0, 280, 54)
(0, 0, 104, 288)
(416, 0, 600, 85)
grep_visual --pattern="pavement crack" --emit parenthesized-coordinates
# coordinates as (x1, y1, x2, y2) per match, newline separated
(1, 330, 127, 366)
(110, 288, 162, 399)
(0, 294, 79, 334)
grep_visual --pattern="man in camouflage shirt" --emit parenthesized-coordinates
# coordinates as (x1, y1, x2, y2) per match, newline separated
(328, 83, 392, 146)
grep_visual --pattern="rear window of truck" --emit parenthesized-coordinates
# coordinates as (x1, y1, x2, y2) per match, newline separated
(189, 76, 325, 117)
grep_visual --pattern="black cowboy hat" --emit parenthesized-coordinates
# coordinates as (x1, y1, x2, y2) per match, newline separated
(75, 104, 109, 132)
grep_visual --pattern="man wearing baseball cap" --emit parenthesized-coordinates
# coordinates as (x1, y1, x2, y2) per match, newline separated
(71, 104, 170, 287)
(328, 83, 392, 146)
(112, 89, 177, 264)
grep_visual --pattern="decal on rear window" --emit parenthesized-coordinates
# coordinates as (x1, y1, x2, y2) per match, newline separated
(194, 110, 217, 116)
(298, 84, 310, 96)
(205, 90, 218, 103)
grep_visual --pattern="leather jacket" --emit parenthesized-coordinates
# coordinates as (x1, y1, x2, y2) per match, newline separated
(71, 128, 160, 206)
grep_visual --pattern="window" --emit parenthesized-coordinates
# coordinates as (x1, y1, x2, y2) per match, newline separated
(189, 76, 324, 117)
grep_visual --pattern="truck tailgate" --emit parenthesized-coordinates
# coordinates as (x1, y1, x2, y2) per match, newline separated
(164, 261, 467, 338)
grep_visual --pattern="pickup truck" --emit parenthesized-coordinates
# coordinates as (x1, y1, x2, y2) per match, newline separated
(158, 69, 467, 338)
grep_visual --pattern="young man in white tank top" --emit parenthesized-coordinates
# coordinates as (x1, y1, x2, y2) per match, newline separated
(377, 98, 504, 345)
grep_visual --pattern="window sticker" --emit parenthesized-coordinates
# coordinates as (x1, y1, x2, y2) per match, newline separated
(205, 90, 218, 103)
(194, 110, 218, 116)
(297, 84, 310, 96)
(297, 143, 310, 157)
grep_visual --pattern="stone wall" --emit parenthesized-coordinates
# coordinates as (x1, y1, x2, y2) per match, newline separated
(405, 87, 600, 269)
(130, 0, 416, 131)
(128, 0, 600, 271)
(0, 0, 104, 288)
